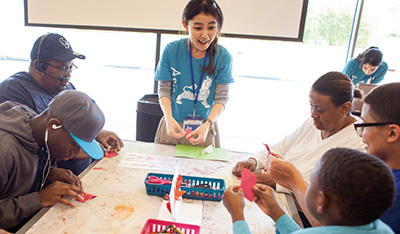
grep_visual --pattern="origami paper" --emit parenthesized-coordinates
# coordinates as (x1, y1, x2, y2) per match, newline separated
(240, 168, 257, 201)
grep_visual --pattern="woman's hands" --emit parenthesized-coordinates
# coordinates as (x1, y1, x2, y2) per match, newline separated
(268, 153, 303, 190)
(165, 115, 211, 145)
(165, 115, 186, 138)
(231, 158, 257, 176)
(186, 123, 209, 145)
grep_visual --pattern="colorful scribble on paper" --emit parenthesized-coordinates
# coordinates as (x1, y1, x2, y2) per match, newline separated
(118, 153, 181, 172)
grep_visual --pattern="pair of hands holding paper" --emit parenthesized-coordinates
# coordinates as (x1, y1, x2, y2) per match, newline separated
(225, 151, 302, 223)
(223, 184, 286, 223)
(231, 151, 303, 191)
(38, 168, 85, 208)
(165, 115, 209, 145)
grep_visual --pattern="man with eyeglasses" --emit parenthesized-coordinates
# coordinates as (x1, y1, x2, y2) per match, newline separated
(354, 82, 400, 233)
(0, 33, 123, 175)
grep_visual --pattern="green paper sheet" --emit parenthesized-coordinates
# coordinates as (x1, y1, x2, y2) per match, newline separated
(174, 145, 228, 161)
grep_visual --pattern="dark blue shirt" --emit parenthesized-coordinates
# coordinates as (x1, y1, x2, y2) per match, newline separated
(380, 169, 400, 233)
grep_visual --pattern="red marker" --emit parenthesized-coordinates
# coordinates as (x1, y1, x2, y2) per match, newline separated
(262, 143, 272, 174)
(263, 143, 271, 154)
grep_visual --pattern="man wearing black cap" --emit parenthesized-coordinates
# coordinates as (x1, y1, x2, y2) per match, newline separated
(0, 33, 122, 175)
(0, 90, 105, 231)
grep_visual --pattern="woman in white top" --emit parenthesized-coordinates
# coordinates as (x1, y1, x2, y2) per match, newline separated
(232, 72, 366, 189)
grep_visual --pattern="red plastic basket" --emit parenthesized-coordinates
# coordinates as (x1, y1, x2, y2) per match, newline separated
(140, 219, 200, 234)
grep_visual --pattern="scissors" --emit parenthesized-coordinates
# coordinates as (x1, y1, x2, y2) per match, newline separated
(146, 176, 172, 185)
(146, 176, 214, 190)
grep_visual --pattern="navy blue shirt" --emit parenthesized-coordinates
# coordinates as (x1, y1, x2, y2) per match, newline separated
(380, 169, 400, 233)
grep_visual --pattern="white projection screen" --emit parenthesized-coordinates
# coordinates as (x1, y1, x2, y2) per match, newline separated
(25, 0, 308, 41)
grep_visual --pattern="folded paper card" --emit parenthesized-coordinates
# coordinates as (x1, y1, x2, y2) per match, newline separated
(104, 152, 118, 158)
(174, 145, 228, 161)
(76, 193, 97, 203)
(240, 168, 257, 201)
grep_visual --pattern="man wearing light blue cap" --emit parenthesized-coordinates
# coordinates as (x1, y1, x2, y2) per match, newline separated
(0, 90, 105, 232)
(48, 90, 105, 160)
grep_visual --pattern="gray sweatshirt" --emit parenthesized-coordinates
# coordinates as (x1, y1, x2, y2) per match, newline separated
(0, 101, 43, 230)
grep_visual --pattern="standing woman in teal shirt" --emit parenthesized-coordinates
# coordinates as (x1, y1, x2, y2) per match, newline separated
(154, 0, 234, 147)
(343, 46, 388, 85)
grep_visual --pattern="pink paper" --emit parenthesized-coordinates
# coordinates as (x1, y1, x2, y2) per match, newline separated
(76, 193, 97, 203)
(184, 128, 192, 135)
(184, 128, 193, 139)
(105, 152, 118, 158)
(240, 168, 257, 201)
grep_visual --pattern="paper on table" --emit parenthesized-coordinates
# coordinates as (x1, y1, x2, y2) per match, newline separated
(118, 153, 181, 172)
(169, 167, 180, 221)
(104, 152, 118, 158)
(75, 193, 97, 203)
(158, 201, 203, 226)
(240, 168, 257, 201)
(174, 145, 228, 161)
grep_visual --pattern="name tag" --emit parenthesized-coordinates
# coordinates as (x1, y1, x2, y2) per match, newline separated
(183, 116, 203, 131)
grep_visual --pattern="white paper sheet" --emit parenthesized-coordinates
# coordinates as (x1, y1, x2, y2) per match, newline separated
(157, 201, 203, 226)
(117, 153, 181, 172)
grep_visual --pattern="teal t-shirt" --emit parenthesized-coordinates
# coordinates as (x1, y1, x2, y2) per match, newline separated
(343, 58, 388, 85)
(155, 38, 234, 122)
(233, 214, 395, 234)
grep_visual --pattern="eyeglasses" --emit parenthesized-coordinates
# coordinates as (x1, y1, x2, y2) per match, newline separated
(47, 63, 77, 76)
(354, 122, 398, 136)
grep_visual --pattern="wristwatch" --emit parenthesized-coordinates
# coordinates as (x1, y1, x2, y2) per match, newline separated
(204, 118, 213, 129)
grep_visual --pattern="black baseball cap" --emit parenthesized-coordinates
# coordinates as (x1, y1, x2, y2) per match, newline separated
(31, 33, 86, 62)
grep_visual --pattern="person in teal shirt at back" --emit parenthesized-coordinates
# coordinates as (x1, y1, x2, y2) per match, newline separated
(343, 46, 388, 85)
(222, 147, 395, 234)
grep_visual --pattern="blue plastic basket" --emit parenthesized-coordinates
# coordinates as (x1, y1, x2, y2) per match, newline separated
(144, 173, 225, 201)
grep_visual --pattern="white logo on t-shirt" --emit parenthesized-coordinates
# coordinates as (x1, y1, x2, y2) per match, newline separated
(171, 67, 181, 76)
(176, 76, 212, 108)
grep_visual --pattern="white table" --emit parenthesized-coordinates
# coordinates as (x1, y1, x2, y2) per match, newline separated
(17, 141, 300, 234)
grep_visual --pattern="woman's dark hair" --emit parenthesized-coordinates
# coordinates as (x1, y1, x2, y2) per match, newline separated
(312, 72, 362, 108)
(319, 148, 395, 224)
(182, 0, 223, 75)
(356, 46, 383, 68)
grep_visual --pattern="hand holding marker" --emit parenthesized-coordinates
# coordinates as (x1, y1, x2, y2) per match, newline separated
(262, 143, 272, 174)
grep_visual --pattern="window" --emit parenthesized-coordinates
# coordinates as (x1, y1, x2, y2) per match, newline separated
(1, 0, 397, 152)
